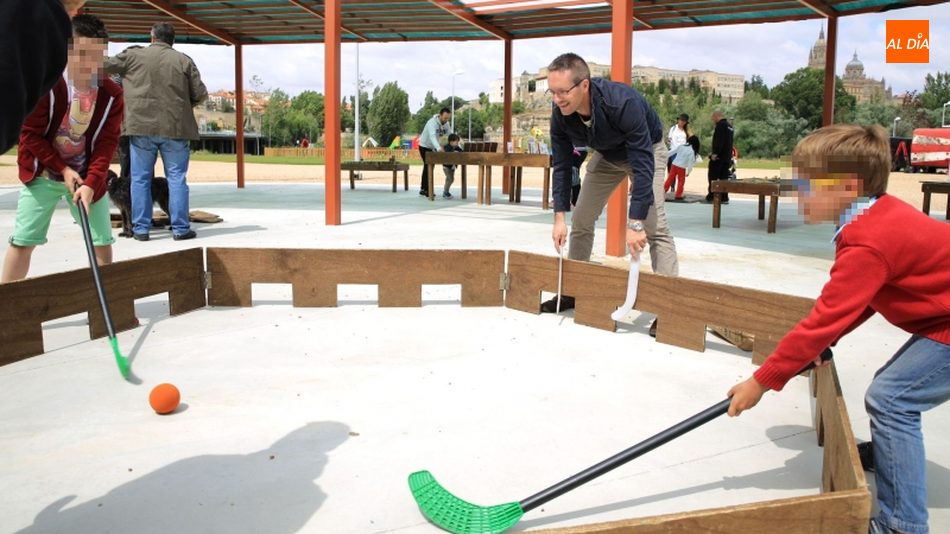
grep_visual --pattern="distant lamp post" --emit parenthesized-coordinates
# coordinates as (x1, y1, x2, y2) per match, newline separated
(892, 116, 901, 137)
(451, 69, 465, 133)
(942, 101, 950, 127)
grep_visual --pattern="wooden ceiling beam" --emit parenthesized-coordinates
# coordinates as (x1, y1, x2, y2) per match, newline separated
(141, 0, 241, 45)
(428, 0, 512, 40)
(797, 0, 836, 17)
(288, 0, 369, 41)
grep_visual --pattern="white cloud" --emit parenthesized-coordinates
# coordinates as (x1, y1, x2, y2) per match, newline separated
(108, 3, 949, 110)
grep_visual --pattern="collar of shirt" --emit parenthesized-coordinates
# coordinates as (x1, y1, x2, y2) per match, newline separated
(832, 196, 878, 243)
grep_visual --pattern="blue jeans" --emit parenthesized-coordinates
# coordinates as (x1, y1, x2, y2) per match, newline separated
(129, 136, 191, 236)
(865, 335, 950, 534)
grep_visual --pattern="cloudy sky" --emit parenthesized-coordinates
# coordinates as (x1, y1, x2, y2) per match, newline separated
(109, 4, 948, 111)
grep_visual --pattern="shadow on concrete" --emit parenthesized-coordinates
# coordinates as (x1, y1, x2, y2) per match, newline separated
(18, 421, 349, 534)
(516, 424, 823, 530)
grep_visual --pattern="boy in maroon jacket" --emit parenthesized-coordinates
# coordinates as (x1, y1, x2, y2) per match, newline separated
(728, 124, 949, 534)
(1, 14, 123, 283)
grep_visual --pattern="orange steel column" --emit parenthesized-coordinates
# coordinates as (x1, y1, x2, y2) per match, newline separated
(502, 39, 512, 195)
(324, 0, 342, 225)
(234, 44, 245, 189)
(605, 0, 633, 257)
(821, 16, 838, 127)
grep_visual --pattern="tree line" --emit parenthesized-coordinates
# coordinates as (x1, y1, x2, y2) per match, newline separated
(252, 70, 949, 158)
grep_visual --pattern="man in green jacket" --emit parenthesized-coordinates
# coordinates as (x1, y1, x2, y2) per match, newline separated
(104, 22, 208, 241)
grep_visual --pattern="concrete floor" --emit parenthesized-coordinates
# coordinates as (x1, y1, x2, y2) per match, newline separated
(1, 182, 948, 533)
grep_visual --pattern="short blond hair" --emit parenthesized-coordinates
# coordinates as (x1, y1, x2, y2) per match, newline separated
(792, 124, 890, 197)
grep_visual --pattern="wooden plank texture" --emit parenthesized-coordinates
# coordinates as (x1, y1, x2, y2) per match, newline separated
(206, 248, 504, 308)
(536, 489, 870, 533)
(506, 251, 814, 359)
(814, 362, 867, 493)
(0, 248, 206, 366)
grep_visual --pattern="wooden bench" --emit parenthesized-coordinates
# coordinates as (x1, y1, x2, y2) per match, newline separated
(710, 178, 791, 234)
(921, 181, 950, 220)
(342, 160, 409, 192)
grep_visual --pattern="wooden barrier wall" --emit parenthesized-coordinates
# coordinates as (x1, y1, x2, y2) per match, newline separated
(506, 251, 815, 364)
(206, 248, 504, 308)
(536, 361, 870, 533)
(0, 248, 206, 366)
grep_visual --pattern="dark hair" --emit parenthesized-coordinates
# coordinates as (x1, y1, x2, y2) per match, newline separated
(151, 22, 175, 45)
(687, 135, 700, 155)
(439, 107, 451, 116)
(72, 14, 108, 40)
(448, 133, 460, 142)
(547, 53, 591, 83)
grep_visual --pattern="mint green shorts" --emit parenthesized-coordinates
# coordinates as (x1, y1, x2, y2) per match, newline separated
(9, 177, 115, 247)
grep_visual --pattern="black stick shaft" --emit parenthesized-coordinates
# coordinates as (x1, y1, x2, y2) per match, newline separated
(76, 200, 117, 339)
(519, 398, 730, 512)
(519, 348, 833, 513)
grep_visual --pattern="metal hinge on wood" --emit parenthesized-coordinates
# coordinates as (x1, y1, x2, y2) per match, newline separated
(498, 273, 510, 291)
(203, 271, 212, 290)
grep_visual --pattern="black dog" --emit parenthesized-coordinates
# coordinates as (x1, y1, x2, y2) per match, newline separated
(106, 170, 171, 237)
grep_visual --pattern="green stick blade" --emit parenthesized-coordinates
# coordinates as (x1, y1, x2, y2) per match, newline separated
(408, 470, 524, 534)
(109, 336, 131, 379)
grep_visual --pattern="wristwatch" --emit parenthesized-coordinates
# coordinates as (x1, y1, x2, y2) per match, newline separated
(627, 220, 645, 232)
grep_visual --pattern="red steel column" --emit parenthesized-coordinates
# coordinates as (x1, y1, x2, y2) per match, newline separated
(235, 43, 245, 188)
(606, 0, 633, 257)
(503, 39, 512, 194)
(822, 16, 838, 127)
(324, 0, 342, 225)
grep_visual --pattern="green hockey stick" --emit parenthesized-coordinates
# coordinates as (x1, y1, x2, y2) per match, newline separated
(409, 349, 833, 533)
(75, 195, 131, 379)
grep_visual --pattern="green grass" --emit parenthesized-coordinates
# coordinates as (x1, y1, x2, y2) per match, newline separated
(189, 152, 425, 166)
(190, 151, 785, 170)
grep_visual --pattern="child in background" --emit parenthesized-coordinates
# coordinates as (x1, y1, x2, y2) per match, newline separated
(442, 133, 462, 199)
(663, 135, 699, 200)
(727, 124, 950, 534)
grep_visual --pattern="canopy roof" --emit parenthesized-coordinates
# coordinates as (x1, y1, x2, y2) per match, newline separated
(84, 0, 946, 46)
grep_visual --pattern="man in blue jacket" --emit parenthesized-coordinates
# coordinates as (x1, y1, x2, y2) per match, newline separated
(544, 53, 678, 336)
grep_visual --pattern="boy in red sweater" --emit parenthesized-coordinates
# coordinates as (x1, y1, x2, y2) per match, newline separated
(1, 14, 123, 283)
(728, 124, 950, 534)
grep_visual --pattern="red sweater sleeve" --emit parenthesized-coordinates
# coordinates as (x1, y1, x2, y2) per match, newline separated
(84, 89, 124, 202)
(17, 93, 67, 181)
(753, 244, 889, 390)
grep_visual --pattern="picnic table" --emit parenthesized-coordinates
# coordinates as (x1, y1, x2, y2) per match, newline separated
(423, 152, 552, 208)
(342, 160, 410, 192)
(710, 178, 793, 234)
(921, 180, 950, 220)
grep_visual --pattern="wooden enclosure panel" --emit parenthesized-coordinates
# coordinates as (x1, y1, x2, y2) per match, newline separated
(536, 489, 870, 534)
(506, 252, 814, 358)
(0, 248, 206, 366)
(814, 362, 867, 493)
(505, 251, 627, 331)
(206, 249, 504, 308)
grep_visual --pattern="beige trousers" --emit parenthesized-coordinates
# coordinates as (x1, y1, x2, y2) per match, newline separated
(568, 142, 679, 276)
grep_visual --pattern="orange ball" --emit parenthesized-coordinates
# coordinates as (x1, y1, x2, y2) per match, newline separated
(149, 383, 180, 415)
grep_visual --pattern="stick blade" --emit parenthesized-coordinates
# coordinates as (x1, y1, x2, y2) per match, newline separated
(408, 470, 523, 534)
(109, 337, 131, 379)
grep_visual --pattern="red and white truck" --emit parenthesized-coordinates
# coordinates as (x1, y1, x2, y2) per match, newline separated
(910, 128, 950, 173)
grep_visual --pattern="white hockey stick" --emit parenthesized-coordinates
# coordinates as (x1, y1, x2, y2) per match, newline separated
(610, 255, 641, 321)
(555, 245, 565, 316)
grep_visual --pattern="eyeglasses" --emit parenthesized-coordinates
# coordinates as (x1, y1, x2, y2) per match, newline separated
(789, 177, 848, 194)
(545, 78, 586, 99)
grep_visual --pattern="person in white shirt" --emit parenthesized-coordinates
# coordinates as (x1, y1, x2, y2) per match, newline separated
(666, 113, 690, 171)
(418, 107, 450, 196)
